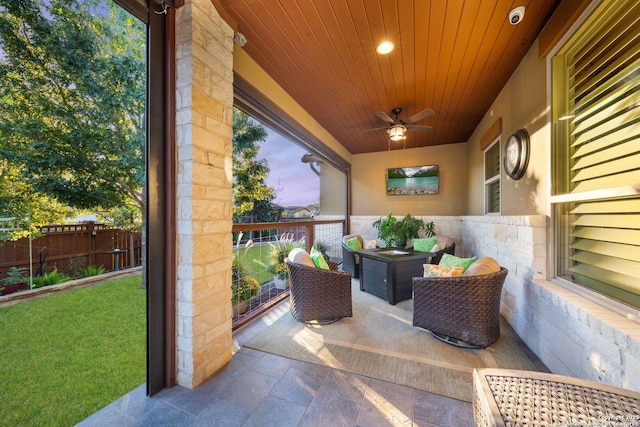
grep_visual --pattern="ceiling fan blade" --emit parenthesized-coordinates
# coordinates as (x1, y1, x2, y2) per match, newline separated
(375, 111, 396, 124)
(404, 108, 434, 124)
(361, 126, 390, 133)
(406, 125, 432, 132)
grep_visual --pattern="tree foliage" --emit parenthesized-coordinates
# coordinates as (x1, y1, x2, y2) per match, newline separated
(232, 108, 278, 223)
(0, 0, 146, 216)
(0, 160, 74, 240)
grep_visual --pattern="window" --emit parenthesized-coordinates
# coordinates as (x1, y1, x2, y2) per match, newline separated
(484, 138, 501, 214)
(551, 0, 640, 308)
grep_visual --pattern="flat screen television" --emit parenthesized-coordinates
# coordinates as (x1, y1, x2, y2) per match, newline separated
(386, 165, 439, 195)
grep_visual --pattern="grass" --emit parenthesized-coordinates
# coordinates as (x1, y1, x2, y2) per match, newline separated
(0, 275, 146, 426)
(234, 242, 275, 284)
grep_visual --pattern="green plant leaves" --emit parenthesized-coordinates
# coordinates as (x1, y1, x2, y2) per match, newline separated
(372, 213, 435, 247)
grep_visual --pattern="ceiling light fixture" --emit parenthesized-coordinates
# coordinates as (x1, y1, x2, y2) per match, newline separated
(387, 124, 406, 141)
(376, 41, 394, 54)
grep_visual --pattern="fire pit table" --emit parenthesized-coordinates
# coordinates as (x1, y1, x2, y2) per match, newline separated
(357, 248, 433, 304)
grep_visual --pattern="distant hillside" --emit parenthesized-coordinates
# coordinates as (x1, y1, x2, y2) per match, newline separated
(387, 165, 439, 179)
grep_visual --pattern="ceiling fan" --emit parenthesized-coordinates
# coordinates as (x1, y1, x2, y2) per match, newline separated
(363, 107, 434, 142)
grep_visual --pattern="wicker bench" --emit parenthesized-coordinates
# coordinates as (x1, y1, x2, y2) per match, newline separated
(473, 368, 640, 427)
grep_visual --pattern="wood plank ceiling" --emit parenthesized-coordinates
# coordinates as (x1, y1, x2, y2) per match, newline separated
(217, 0, 561, 154)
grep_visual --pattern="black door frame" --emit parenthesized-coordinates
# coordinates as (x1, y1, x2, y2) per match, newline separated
(115, 0, 175, 396)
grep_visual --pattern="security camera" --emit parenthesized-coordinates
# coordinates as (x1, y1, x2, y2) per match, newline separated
(509, 6, 525, 25)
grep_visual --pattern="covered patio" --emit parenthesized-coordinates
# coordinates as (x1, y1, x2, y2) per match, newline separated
(81, 284, 550, 426)
(85, 0, 640, 424)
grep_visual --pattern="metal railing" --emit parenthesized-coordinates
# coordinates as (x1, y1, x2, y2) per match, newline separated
(231, 219, 345, 329)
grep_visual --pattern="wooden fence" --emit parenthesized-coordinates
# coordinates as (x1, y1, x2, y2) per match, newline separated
(0, 222, 141, 279)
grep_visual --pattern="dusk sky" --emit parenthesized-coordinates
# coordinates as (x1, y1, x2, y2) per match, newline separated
(257, 129, 320, 207)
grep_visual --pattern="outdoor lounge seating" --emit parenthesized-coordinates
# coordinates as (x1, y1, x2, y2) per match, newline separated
(286, 259, 353, 324)
(413, 265, 508, 348)
(341, 234, 364, 278)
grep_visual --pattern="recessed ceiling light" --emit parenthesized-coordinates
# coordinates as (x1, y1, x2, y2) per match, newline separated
(376, 41, 394, 54)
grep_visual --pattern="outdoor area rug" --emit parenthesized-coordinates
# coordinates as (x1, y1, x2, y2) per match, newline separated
(244, 281, 546, 402)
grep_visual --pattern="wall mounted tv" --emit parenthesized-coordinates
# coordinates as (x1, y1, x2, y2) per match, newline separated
(386, 165, 439, 195)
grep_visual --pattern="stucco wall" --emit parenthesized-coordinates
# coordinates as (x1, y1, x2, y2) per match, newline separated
(351, 143, 468, 216)
(318, 163, 346, 215)
(233, 48, 352, 165)
(466, 39, 549, 216)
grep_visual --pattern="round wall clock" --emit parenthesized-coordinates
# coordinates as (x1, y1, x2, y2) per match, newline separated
(504, 128, 530, 180)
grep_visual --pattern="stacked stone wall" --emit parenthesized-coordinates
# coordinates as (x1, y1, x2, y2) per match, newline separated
(175, 0, 234, 388)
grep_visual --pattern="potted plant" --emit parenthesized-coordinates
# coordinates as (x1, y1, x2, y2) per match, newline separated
(1, 266, 30, 296)
(268, 233, 303, 289)
(372, 213, 435, 247)
(231, 256, 261, 316)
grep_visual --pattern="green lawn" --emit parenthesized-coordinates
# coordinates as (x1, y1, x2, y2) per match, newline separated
(0, 276, 146, 426)
(234, 242, 275, 284)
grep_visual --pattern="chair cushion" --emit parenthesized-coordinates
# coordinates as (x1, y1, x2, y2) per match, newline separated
(430, 242, 447, 252)
(423, 264, 464, 277)
(310, 247, 330, 270)
(463, 257, 500, 276)
(342, 234, 362, 243)
(363, 239, 378, 249)
(413, 237, 437, 252)
(439, 253, 476, 273)
(288, 248, 316, 268)
(345, 236, 363, 251)
(431, 237, 453, 252)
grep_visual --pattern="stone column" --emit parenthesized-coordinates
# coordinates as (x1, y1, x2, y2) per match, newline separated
(175, 0, 234, 388)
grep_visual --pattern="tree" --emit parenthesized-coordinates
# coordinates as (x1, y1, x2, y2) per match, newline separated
(232, 108, 278, 223)
(0, 0, 145, 218)
(0, 160, 74, 240)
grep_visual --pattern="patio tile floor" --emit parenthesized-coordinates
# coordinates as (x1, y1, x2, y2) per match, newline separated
(78, 300, 477, 427)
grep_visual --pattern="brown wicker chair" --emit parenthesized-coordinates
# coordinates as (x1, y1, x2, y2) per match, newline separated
(412, 267, 508, 348)
(286, 260, 353, 324)
(341, 234, 364, 278)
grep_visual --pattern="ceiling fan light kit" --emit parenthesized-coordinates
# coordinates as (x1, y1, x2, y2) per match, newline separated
(388, 125, 406, 141)
(364, 107, 434, 147)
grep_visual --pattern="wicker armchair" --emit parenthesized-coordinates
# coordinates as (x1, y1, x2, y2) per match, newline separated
(412, 268, 508, 348)
(341, 234, 364, 278)
(428, 241, 456, 265)
(286, 260, 353, 324)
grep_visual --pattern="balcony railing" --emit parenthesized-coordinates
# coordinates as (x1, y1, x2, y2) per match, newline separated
(231, 219, 345, 329)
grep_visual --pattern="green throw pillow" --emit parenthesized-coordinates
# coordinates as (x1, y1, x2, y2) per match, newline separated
(345, 237, 362, 251)
(438, 253, 476, 273)
(310, 247, 330, 270)
(413, 237, 437, 252)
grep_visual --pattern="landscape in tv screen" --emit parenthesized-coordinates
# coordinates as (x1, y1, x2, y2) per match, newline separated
(386, 165, 439, 195)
